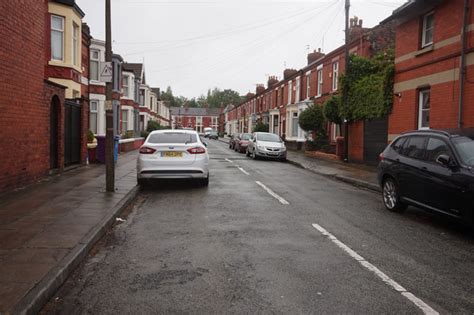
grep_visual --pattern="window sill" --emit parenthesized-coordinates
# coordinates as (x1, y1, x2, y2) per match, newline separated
(415, 45, 434, 57)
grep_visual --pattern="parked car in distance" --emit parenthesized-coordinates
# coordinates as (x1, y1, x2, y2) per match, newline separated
(378, 129, 474, 226)
(246, 132, 287, 161)
(203, 127, 213, 138)
(137, 129, 209, 186)
(229, 133, 240, 150)
(209, 130, 218, 140)
(234, 133, 252, 153)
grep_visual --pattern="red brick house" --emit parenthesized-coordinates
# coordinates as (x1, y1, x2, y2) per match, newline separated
(384, 0, 474, 140)
(171, 107, 221, 132)
(0, 1, 75, 193)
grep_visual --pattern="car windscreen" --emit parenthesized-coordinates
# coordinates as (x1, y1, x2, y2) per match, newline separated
(241, 134, 251, 140)
(257, 133, 281, 142)
(453, 136, 474, 166)
(148, 133, 197, 144)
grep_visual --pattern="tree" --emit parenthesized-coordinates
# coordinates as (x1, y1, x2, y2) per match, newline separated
(298, 105, 325, 134)
(323, 95, 342, 125)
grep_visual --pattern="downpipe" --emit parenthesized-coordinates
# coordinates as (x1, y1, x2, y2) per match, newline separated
(458, 0, 470, 128)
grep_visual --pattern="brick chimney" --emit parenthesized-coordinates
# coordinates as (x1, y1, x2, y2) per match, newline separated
(267, 75, 279, 88)
(349, 16, 365, 41)
(283, 69, 298, 80)
(256, 84, 265, 94)
(307, 48, 325, 65)
(246, 92, 255, 100)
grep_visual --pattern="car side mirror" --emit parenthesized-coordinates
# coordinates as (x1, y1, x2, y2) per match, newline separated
(436, 154, 453, 167)
(203, 142, 208, 147)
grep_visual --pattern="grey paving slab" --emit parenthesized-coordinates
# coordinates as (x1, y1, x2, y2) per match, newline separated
(0, 151, 140, 314)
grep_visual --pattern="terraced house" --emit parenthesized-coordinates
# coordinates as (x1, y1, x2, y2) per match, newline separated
(384, 0, 474, 139)
(226, 17, 396, 164)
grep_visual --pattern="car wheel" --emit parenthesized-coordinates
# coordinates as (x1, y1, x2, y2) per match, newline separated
(246, 149, 250, 157)
(252, 150, 258, 160)
(200, 174, 209, 187)
(382, 177, 407, 212)
(137, 178, 146, 187)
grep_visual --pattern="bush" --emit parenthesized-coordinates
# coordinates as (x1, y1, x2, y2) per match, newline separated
(299, 105, 325, 134)
(140, 130, 150, 139)
(87, 130, 95, 143)
(323, 95, 342, 125)
(147, 120, 164, 132)
(253, 121, 269, 132)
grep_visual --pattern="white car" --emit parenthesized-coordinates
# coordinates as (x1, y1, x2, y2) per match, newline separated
(137, 129, 209, 186)
(246, 132, 287, 161)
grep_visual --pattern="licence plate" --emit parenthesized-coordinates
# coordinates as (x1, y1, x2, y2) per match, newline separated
(162, 151, 183, 158)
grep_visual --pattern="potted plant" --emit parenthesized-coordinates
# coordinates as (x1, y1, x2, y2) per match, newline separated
(87, 130, 97, 163)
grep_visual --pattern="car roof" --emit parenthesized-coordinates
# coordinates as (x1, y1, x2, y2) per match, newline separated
(401, 128, 474, 139)
(149, 129, 197, 135)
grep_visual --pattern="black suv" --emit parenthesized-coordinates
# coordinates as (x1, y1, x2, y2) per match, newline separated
(378, 129, 474, 225)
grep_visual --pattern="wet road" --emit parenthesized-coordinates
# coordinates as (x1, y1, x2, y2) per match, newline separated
(44, 139, 474, 314)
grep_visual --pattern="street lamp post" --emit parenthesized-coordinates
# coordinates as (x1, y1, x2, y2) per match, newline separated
(105, 0, 114, 192)
(343, 0, 350, 162)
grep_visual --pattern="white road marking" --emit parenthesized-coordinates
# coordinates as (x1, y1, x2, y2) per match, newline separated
(225, 158, 234, 163)
(255, 181, 289, 205)
(311, 223, 439, 315)
(238, 167, 250, 175)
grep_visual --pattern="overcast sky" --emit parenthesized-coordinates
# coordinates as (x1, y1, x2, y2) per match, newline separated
(77, 0, 406, 99)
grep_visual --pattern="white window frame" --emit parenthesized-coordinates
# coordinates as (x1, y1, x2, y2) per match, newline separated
(306, 72, 311, 100)
(418, 89, 430, 130)
(332, 62, 339, 91)
(421, 12, 434, 48)
(90, 49, 100, 81)
(89, 100, 98, 134)
(51, 15, 64, 61)
(317, 66, 323, 97)
(295, 77, 301, 102)
(288, 81, 292, 105)
(291, 112, 299, 137)
(331, 123, 341, 141)
(122, 75, 130, 98)
(121, 110, 128, 134)
(72, 22, 79, 66)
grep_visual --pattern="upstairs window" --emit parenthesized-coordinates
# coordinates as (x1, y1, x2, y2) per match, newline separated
(421, 12, 434, 47)
(122, 75, 130, 97)
(317, 68, 323, 97)
(332, 62, 339, 91)
(295, 77, 301, 102)
(90, 50, 100, 81)
(51, 15, 64, 61)
(306, 73, 311, 99)
(288, 81, 292, 105)
(72, 23, 79, 66)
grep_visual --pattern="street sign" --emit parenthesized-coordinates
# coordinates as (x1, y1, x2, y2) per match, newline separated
(100, 62, 113, 82)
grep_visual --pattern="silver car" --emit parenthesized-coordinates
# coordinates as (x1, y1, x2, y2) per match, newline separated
(137, 129, 209, 186)
(246, 132, 287, 161)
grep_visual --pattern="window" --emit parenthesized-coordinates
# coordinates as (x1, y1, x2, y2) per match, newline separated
(72, 23, 79, 65)
(391, 137, 407, 153)
(332, 62, 339, 91)
(51, 15, 64, 61)
(288, 81, 292, 105)
(418, 89, 430, 129)
(317, 68, 323, 97)
(121, 110, 128, 133)
(122, 75, 129, 97)
(139, 89, 145, 106)
(90, 50, 100, 81)
(402, 136, 426, 160)
(292, 112, 298, 137)
(295, 77, 301, 102)
(421, 12, 434, 47)
(89, 101, 98, 134)
(331, 123, 341, 141)
(426, 137, 452, 163)
(306, 73, 311, 99)
(148, 132, 197, 144)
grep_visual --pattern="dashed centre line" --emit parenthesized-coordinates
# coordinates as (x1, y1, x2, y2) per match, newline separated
(238, 167, 250, 175)
(225, 158, 234, 163)
(255, 181, 290, 205)
(311, 223, 439, 315)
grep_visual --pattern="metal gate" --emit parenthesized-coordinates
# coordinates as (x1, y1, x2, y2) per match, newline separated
(363, 117, 388, 166)
(64, 100, 81, 166)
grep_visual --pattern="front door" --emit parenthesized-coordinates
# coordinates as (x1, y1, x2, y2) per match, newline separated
(50, 97, 59, 169)
(64, 100, 81, 166)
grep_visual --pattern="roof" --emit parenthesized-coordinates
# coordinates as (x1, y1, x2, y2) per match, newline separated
(401, 128, 474, 139)
(382, 0, 445, 24)
(170, 107, 222, 116)
(52, 0, 85, 17)
(151, 88, 161, 96)
(122, 63, 144, 83)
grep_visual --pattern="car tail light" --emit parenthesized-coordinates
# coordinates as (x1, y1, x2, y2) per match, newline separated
(139, 147, 156, 154)
(378, 153, 384, 161)
(187, 147, 206, 154)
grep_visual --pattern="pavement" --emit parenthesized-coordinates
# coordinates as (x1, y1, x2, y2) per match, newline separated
(218, 136, 380, 192)
(0, 151, 139, 315)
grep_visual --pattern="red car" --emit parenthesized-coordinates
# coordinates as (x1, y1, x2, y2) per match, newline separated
(234, 133, 252, 153)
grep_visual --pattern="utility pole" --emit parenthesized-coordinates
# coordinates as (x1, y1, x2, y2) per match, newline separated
(343, 0, 350, 162)
(105, 0, 115, 192)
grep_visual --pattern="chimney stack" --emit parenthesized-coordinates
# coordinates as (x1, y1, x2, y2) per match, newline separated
(256, 84, 265, 94)
(267, 75, 279, 88)
(349, 16, 364, 40)
(283, 69, 298, 80)
(307, 48, 325, 65)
